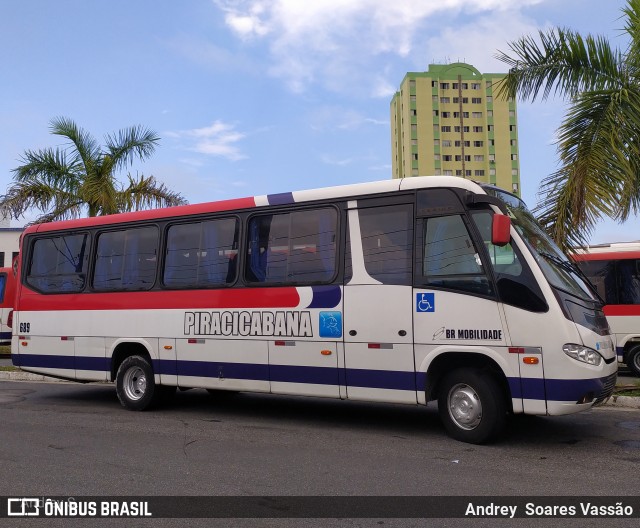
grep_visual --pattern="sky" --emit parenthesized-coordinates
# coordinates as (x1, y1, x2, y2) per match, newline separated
(0, 0, 636, 244)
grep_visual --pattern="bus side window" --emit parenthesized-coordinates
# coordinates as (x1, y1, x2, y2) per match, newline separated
(470, 210, 547, 312)
(357, 204, 413, 286)
(419, 214, 492, 296)
(94, 227, 158, 291)
(27, 234, 89, 293)
(576, 260, 617, 304)
(618, 259, 640, 303)
(164, 218, 238, 288)
(245, 208, 337, 285)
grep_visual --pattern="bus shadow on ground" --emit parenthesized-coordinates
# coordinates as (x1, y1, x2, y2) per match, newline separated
(39, 383, 610, 448)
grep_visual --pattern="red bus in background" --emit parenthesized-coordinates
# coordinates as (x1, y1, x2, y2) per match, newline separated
(573, 242, 640, 376)
(0, 266, 16, 345)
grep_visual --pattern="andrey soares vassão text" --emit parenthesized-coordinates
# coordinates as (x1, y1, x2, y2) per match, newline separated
(465, 501, 635, 518)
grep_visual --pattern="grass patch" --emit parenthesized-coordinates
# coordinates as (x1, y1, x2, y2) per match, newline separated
(615, 379, 640, 397)
(0, 345, 10, 355)
(0, 366, 17, 371)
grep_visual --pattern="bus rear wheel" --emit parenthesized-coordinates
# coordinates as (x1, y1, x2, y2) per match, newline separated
(437, 368, 507, 444)
(116, 355, 159, 411)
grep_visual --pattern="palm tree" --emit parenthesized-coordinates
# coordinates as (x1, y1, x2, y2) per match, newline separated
(1, 117, 187, 224)
(495, 0, 640, 250)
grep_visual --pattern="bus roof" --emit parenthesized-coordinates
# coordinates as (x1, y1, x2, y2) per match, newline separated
(23, 176, 486, 235)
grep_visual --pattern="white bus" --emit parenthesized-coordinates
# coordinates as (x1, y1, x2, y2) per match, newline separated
(573, 242, 640, 376)
(11, 177, 617, 444)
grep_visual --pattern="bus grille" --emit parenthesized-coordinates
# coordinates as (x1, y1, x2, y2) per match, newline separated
(593, 373, 617, 406)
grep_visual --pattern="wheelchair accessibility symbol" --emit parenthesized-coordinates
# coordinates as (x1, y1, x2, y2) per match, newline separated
(416, 293, 435, 313)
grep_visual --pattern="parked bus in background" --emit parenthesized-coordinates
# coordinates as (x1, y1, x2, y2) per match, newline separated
(0, 266, 16, 345)
(11, 176, 617, 444)
(572, 242, 640, 376)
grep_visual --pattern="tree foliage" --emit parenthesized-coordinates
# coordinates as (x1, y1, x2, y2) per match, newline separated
(495, 0, 640, 250)
(1, 117, 186, 224)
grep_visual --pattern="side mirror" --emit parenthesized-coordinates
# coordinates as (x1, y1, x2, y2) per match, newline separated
(492, 214, 511, 246)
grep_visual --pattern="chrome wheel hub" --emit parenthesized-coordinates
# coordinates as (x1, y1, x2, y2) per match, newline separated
(448, 383, 482, 430)
(123, 366, 147, 401)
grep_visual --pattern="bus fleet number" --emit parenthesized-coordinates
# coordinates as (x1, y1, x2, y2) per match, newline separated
(19, 323, 30, 333)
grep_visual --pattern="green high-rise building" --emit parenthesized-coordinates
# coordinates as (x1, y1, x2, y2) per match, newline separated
(390, 62, 521, 195)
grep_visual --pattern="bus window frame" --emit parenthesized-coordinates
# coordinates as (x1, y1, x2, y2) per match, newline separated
(413, 189, 497, 301)
(243, 203, 341, 288)
(24, 231, 93, 295)
(91, 223, 161, 293)
(161, 214, 241, 291)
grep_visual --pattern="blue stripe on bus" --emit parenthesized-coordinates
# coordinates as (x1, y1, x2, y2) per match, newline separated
(544, 377, 611, 402)
(346, 368, 416, 391)
(508, 375, 612, 401)
(616, 346, 624, 359)
(307, 285, 341, 309)
(12, 354, 613, 402)
(0, 331, 12, 341)
(13, 354, 110, 371)
(174, 360, 269, 381)
(13, 354, 72, 369)
(507, 377, 546, 401)
(75, 356, 111, 370)
(270, 364, 339, 385)
(266, 192, 295, 206)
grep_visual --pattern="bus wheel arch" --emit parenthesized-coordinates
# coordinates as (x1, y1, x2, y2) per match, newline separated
(111, 342, 175, 410)
(111, 342, 153, 382)
(425, 353, 511, 444)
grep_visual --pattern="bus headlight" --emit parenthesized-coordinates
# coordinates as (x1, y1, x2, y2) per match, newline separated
(563, 344, 602, 366)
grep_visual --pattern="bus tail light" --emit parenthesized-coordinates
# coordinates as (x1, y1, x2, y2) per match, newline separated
(523, 357, 539, 365)
(6, 310, 12, 329)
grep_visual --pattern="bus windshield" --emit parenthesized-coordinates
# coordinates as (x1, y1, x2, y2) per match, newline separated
(483, 187, 598, 303)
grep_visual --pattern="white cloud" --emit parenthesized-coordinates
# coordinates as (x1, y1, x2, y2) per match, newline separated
(368, 163, 392, 171)
(425, 12, 548, 73)
(166, 35, 256, 72)
(213, 0, 544, 95)
(308, 106, 388, 131)
(320, 154, 355, 167)
(166, 120, 247, 161)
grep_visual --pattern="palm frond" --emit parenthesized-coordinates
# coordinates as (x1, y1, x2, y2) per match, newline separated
(105, 126, 160, 173)
(0, 176, 84, 222)
(534, 88, 631, 250)
(29, 200, 87, 225)
(116, 173, 187, 213)
(12, 147, 80, 184)
(495, 27, 623, 102)
(2, 117, 178, 223)
(50, 116, 100, 171)
(622, 0, 640, 56)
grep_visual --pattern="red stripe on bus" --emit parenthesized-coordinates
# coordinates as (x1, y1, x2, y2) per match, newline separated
(24, 197, 258, 235)
(603, 305, 640, 317)
(18, 287, 301, 311)
(572, 251, 640, 262)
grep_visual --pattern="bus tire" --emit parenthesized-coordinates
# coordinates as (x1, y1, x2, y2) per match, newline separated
(437, 368, 507, 444)
(627, 344, 640, 377)
(116, 355, 158, 411)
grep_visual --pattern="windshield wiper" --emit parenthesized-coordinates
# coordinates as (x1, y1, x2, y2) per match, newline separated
(538, 251, 604, 305)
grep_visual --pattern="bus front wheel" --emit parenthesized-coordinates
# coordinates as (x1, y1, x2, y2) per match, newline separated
(437, 368, 507, 444)
(116, 355, 158, 411)
(627, 345, 640, 377)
